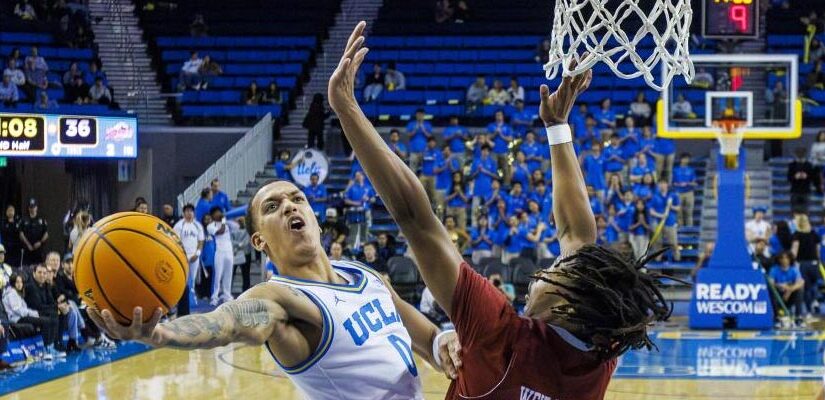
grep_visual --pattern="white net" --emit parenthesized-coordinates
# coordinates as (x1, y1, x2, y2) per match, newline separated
(716, 130, 745, 156)
(544, 0, 695, 91)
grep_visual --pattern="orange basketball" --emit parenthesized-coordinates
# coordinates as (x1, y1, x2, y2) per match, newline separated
(73, 212, 188, 324)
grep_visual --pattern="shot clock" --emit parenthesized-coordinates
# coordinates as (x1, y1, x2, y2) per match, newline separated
(703, 0, 759, 39)
(0, 112, 137, 158)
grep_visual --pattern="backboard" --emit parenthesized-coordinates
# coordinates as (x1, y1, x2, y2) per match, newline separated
(657, 54, 801, 139)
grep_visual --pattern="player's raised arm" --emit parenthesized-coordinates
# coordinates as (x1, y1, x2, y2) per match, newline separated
(538, 64, 594, 254)
(328, 22, 462, 313)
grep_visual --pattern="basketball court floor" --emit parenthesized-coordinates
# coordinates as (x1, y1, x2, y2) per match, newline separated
(1, 325, 822, 399)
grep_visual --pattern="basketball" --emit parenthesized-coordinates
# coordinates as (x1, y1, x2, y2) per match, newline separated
(73, 212, 189, 324)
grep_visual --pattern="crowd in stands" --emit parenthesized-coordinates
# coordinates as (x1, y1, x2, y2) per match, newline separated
(276, 96, 698, 278)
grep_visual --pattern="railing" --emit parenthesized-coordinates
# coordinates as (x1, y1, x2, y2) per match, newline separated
(104, 0, 151, 112)
(176, 113, 274, 210)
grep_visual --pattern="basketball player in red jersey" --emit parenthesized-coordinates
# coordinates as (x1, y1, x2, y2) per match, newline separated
(330, 22, 671, 399)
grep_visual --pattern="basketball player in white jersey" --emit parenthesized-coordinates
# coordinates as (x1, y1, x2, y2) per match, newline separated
(89, 182, 462, 399)
(207, 206, 238, 305)
(173, 204, 204, 314)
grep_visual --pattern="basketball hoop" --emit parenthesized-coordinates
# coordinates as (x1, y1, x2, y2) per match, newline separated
(544, 0, 695, 91)
(714, 118, 747, 170)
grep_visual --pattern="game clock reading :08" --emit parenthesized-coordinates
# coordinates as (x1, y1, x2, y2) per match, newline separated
(0, 115, 46, 153)
(59, 117, 98, 146)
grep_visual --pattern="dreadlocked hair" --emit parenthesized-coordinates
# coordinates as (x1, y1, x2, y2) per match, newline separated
(532, 244, 680, 361)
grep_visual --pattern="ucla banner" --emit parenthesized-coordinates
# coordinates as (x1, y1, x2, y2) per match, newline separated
(290, 149, 329, 187)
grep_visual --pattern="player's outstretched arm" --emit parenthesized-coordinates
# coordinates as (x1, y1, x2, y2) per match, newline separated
(89, 297, 288, 350)
(328, 22, 462, 313)
(539, 62, 594, 255)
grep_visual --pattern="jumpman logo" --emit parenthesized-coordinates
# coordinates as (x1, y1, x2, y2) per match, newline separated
(334, 294, 345, 306)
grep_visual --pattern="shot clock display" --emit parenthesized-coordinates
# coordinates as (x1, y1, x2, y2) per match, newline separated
(703, 0, 759, 39)
(0, 112, 137, 158)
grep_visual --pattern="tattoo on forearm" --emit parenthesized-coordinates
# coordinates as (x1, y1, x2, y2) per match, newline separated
(159, 299, 285, 349)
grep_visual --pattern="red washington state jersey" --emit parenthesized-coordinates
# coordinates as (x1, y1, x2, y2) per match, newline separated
(446, 263, 617, 400)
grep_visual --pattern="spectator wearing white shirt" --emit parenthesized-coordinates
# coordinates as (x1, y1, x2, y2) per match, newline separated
(231, 218, 252, 293)
(179, 51, 203, 91)
(810, 131, 825, 166)
(507, 77, 524, 103)
(672, 93, 694, 119)
(206, 207, 237, 306)
(173, 204, 205, 315)
(14, 0, 37, 20)
(384, 61, 406, 91)
(3, 59, 25, 87)
(465, 75, 488, 114)
(745, 207, 772, 243)
(88, 77, 112, 105)
(0, 75, 18, 107)
(629, 91, 652, 126)
(25, 46, 48, 72)
(487, 79, 511, 106)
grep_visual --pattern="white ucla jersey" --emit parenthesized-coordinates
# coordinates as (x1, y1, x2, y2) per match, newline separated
(266, 260, 423, 400)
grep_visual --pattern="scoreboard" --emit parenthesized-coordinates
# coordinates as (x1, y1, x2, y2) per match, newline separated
(703, 0, 759, 39)
(0, 112, 137, 158)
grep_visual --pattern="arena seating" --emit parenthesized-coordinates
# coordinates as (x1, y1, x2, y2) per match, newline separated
(766, 34, 825, 122)
(0, 31, 96, 104)
(138, 0, 338, 125)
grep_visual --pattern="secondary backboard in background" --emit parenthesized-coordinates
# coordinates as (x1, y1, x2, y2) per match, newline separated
(657, 54, 801, 139)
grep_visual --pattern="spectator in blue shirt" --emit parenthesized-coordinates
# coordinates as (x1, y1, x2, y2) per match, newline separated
(484, 179, 505, 220)
(531, 180, 553, 222)
(594, 98, 617, 131)
(768, 251, 805, 325)
(603, 133, 626, 180)
(344, 171, 374, 210)
(420, 136, 441, 206)
(520, 131, 543, 172)
(502, 215, 523, 263)
(303, 173, 328, 221)
(435, 146, 461, 202)
(541, 218, 561, 258)
(581, 142, 606, 194)
(470, 215, 494, 264)
(630, 153, 655, 185)
(634, 173, 656, 202)
(511, 151, 531, 189)
(510, 99, 533, 138)
(209, 178, 230, 213)
(195, 188, 213, 224)
(628, 199, 651, 259)
(653, 126, 676, 182)
(639, 125, 657, 165)
(274, 150, 293, 181)
(387, 129, 408, 162)
(672, 153, 697, 226)
(605, 204, 622, 244)
(570, 104, 589, 141)
(595, 216, 611, 246)
(487, 110, 514, 184)
(443, 116, 469, 162)
(604, 174, 626, 209)
(471, 143, 498, 197)
(618, 117, 641, 161)
(446, 178, 470, 231)
(588, 186, 604, 217)
(506, 182, 528, 215)
(405, 109, 433, 171)
(616, 191, 636, 243)
(649, 181, 681, 261)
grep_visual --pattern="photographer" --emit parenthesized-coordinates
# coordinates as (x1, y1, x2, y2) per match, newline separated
(487, 272, 515, 303)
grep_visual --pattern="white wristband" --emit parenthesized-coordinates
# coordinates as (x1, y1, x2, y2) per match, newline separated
(545, 123, 572, 146)
(194, 250, 201, 257)
(432, 329, 454, 369)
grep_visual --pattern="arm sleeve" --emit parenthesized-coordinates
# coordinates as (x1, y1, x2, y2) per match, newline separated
(451, 263, 518, 347)
(197, 224, 205, 241)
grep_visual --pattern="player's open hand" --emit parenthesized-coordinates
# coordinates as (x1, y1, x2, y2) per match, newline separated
(329, 21, 369, 113)
(88, 306, 163, 346)
(437, 330, 462, 379)
(539, 56, 592, 127)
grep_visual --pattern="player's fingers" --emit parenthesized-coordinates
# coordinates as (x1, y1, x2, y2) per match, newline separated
(345, 36, 365, 60)
(130, 307, 144, 332)
(351, 47, 369, 73)
(343, 21, 366, 56)
(442, 358, 458, 380)
(144, 308, 163, 335)
(539, 84, 550, 103)
(100, 309, 123, 339)
(87, 308, 106, 331)
(449, 340, 463, 368)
